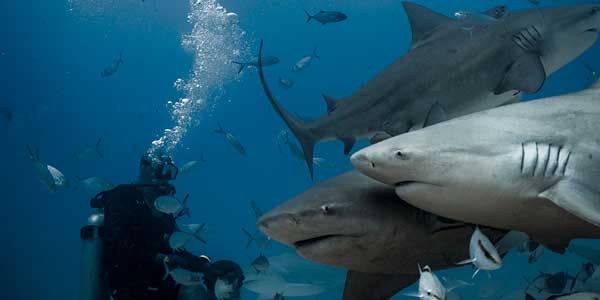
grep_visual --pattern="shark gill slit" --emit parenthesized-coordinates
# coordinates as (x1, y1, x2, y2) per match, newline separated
(539, 143, 551, 177)
(532, 142, 539, 177)
(520, 143, 525, 174)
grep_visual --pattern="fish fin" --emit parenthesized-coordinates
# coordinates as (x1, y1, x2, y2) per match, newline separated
(343, 270, 418, 300)
(258, 40, 316, 180)
(370, 132, 392, 144)
(456, 258, 476, 265)
(312, 46, 320, 59)
(322, 94, 337, 113)
(402, 1, 453, 48)
(232, 61, 246, 74)
(340, 137, 356, 155)
(423, 102, 447, 127)
(214, 122, 226, 134)
(591, 77, 600, 89)
(494, 53, 546, 95)
(242, 228, 254, 248)
(540, 180, 600, 228)
(163, 260, 171, 280)
(404, 292, 422, 298)
(95, 138, 103, 158)
(304, 9, 312, 23)
(472, 268, 481, 279)
(495, 231, 530, 255)
(443, 277, 473, 291)
(498, 94, 522, 107)
(482, 5, 507, 19)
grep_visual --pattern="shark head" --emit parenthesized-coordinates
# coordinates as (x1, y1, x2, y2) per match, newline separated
(506, 5, 600, 74)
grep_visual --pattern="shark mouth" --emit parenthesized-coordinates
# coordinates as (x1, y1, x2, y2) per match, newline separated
(394, 181, 441, 188)
(293, 234, 362, 249)
(585, 28, 599, 33)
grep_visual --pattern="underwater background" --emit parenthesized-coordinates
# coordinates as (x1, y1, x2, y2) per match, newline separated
(3, 0, 600, 299)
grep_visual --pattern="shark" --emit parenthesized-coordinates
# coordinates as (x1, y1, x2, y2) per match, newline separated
(351, 80, 600, 253)
(258, 2, 600, 179)
(257, 171, 510, 300)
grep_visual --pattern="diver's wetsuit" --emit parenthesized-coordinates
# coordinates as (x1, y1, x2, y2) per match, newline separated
(91, 183, 210, 300)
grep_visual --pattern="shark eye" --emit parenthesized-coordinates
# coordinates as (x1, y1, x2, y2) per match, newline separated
(321, 205, 330, 214)
(394, 150, 407, 160)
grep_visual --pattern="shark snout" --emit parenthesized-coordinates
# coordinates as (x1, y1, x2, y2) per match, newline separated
(350, 152, 376, 169)
(257, 212, 303, 246)
(351, 149, 398, 186)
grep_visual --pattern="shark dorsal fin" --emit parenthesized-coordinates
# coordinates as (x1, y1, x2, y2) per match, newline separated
(402, 2, 452, 48)
(322, 94, 338, 114)
(592, 78, 600, 89)
(340, 137, 356, 155)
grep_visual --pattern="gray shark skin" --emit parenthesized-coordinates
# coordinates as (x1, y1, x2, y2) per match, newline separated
(257, 171, 506, 300)
(351, 80, 600, 253)
(258, 2, 600, 179)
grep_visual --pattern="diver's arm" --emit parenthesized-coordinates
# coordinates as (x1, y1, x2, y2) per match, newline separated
(156, 251, 211, 274)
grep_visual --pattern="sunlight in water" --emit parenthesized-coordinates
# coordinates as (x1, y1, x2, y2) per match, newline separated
(149, 0, 248, 159)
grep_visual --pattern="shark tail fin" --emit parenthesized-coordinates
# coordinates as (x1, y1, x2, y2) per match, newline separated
(95, 138, 103, 158)
(214, 122, 226, 134)
(312, 46, 320, 59)
(232, 61, 246, 74)
(304, 9, 313, 23)
(242, 228, 254, 249)
(258, 40, 317, 180)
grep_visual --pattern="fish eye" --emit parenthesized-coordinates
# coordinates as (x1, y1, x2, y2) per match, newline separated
(321, 205, 330, 214)
(394, 150, 407, 160)
(427, 292, 431, 296)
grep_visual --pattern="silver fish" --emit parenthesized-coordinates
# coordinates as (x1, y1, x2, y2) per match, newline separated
(214, 122, 246, 155)
(292, 47, 319, 72)
(457, 227, 503, 278)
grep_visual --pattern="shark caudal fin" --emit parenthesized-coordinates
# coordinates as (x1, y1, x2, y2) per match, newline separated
(258, 40, 317, 180)
(303, 10, 313, 23)
(214, 122, 226, 134)
(232, 61, 247, 74)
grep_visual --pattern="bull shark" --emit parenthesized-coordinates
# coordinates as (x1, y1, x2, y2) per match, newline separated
(351, 80, 600, 253)
(257, 171, 508, 300)
(258, 2, 600, 179)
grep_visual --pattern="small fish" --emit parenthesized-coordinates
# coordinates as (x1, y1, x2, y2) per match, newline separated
(100, 52, 124, 78)
(518, 240, 544, 263)
(232, 55, 279, 74)
(585, 64, 598, 81)
(292, 47, 319, 73)
(457, 227, 503, 278)
(214, 122, 246, 155)
(154, 194, 190, 216)
(169, 223, 207, 251)
(406, 265, 447, 300)
(454, 11, 497, 23)
(273, 293, 286, 300)
(280, 130, 304, 161)
(76, 177, 114, 195)
(527, 271, 573, 295)
(304, 10, 347, 25)
(242, 228, 271, 249)
(27, 145, 56, 192)
(313, 157, 336, 169)
(250, 200, 264, 219)
(278, 76, 295, 89)
(0, 105, 13, 123)
(163, 260, 202, 286)
(73, 138, 103, 161)
(179, 154, 206, 175)
(571, 262, 595, 291)
(251, 253, 270, 274)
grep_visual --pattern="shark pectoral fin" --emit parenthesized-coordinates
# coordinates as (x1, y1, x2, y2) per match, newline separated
(495, 53, 546, 95)
(540, 180, 600, 228)
(494, 230, 530, 256)
(370, 132, 392, 144)
(402, 2, 453, 48)
(423, 102, 448, 127)
(456, 258, 476, 265)
(322, 94, 338, 114)
(498, 94, 522, 107)
(343, 271, 418, 300)
(340, 137, 356, 155)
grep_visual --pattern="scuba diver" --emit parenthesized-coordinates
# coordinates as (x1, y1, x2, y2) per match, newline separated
(79, 152, 244, 300)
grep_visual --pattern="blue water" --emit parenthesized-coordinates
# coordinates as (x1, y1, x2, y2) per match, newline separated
(2, 0, 600, 299)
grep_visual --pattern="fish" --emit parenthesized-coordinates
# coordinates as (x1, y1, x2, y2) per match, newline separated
(27, 145, 56, 192)
(278, 76, 294, 89)
(215, 278, 236, 300)
(162, 260, 202, 286)
(242, 228, 270, 250)
(456, 227, 503, 278)
(404, 265, 464, 300)
(250, 200, 264, 220)
(292, 47, 319, 73)
(526, 272, 574, 295)
(304, 10, 347, 25)
(76, 177, 114, 196)
(0, 105, 13, 123)
(47, 165, 69, 189)
(454, 5, 507, 23)
(351, 79, 600, 253)
(257, 171, 509, 300)
(517, 240, 545, 264)
(154, 194, 190, 217)
(312, 156, 336, 169)
(571, 262, 595, 291)
(214, 122, 246, 155)
(169, 223, 207, 251)
(100, 52, 124, 78)
(279, 130, 304, 161)
(179, 154, 206, 175)
(232, 55, 279, 74)
(258, 3, 600, 179)
(251, 253, 270, 274)
(546, 293, 600, 300)
(73, 138, 103, 161)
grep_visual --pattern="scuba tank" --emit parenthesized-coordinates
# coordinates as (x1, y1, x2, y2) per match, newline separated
(79, 213, 109, 300)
